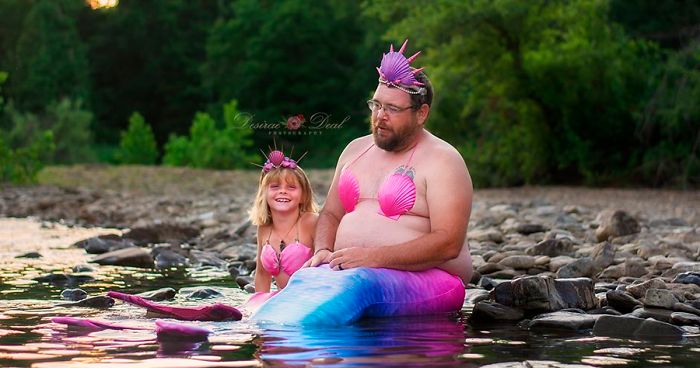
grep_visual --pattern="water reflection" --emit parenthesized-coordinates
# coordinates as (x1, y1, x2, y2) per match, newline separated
(256, 314, 470, 367)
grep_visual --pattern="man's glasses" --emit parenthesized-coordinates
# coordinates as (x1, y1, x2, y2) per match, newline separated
(367, 100, 416, 116)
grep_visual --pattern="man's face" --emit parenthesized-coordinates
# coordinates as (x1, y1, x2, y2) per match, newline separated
(369, 84, 422, 152)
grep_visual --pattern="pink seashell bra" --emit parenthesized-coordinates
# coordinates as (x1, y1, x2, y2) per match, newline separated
(338, 143, 417, 220)
(261, 222, 312, 276)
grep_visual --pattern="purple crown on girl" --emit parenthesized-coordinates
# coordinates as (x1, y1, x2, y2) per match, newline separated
(376, 39, 426, 95)
(259, 148, 307, 173)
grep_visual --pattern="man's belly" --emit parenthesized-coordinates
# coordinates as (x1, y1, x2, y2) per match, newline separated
(335, 202, 473, 284)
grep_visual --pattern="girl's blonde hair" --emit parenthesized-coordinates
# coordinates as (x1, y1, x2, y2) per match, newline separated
(248, 167, 318, 226)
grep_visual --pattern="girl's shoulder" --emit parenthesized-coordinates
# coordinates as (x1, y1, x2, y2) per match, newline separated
(301, 211, 319, 226)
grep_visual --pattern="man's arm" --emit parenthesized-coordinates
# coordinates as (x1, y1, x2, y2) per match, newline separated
(329, 147, 472, 270)
(304, 137, 366, 267)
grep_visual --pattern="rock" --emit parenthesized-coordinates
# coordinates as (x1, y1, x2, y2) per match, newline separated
(626, 278, 667, 299)
(60, 288, 88, 301)
(154, 250, 189, 269)
(72, 264, 95, 273)
(478, 276, 499, 291)
(233, 219, 252, 237)
(591, 242, 615, 270)
(592, 315, 683, 339)
(671, 312, 700, 326)
(648, 255, 677, 271)
(469, 229, 505, 243)
(16, 252, 42, 259)
(235, 276, 253, 288)
(557, 257, 595, 278)
(492, 276, 596, 312)
(56, 296, 115, 309)
(92, 247, 154, 268)
(534, 256, 550, 266)
(516, 224, 547, 235)
(470, 270, 482, 285)
(499, 255, 536, 269)
(124, 224, 199, 246)
(549, 256, 576, 272)
(672, 302, 700, 317)
(244, 284, 256, 293)
(598, 259, 648, 279)
(605, 290, 642, 313)
(33, 273, 94, 286)
(644, 289, 679, 309)
(595, 210, 641, 242)
(190, 250, 228, 269)
(136, 287, 176, 301)
(467, 289, 491, 305)
(228, 264, 241, 279)
(486, 269, 524, 279)
(83, 237, 134, 254)
(478, 263, 507, 274)
(526, 239, 574, 257)
(179, 287, 222, 299)
(673, 272, 700, 286)
(470, 301, 524, 323)
(529, 311, 601, 331)
(630, 307, 674, 323)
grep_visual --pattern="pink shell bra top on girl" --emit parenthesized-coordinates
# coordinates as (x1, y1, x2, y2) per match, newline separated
(337, 143, 418, 220)
(260, 221, 312, 276)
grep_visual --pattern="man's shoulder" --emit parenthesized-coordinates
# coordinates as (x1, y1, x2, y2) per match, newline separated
(422, 133, 465, 166)
(340, 135, 372, 161)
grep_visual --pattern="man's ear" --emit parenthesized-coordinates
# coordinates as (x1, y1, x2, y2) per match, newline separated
(417, 104, 430, 125)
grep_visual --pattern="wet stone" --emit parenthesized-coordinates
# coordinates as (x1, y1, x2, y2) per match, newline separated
(630, 307, 674, 323)
(673, 272, 700, 286)
(154, 250, 189, 269)
(671, 312, 700, 326)
(136, 287, 176, 301)
(92, 247, 154, 268)
(593, 315, 684, 339)
(244, 284, 256, 293)
(236, 276, 253, 288)
(470, 301, 524, 323)
(180, 287, 222, 299)
(56, 296, 114, 309)
(529, 311, 601, 331)
(71, 264, 95, 273)
(493, 276, 596, 312)
(16, 252, 42, 259)
(605, 290, 642, 313)
(60, 288, 88, 301)
(478, 276, 499, 291)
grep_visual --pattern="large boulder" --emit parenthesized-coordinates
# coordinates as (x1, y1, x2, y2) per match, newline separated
(592, 315, 684, 339)
(492, 276, 597, 312)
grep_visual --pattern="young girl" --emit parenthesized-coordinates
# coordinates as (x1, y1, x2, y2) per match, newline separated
(248, 149, 318, 294)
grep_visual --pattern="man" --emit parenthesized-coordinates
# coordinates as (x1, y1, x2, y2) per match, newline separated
(252, 40, 473, 325)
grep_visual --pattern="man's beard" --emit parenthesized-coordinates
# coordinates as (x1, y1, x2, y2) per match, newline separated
(371, 117, 421, 151)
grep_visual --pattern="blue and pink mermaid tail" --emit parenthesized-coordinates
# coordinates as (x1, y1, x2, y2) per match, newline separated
(252, 265, 465, 325)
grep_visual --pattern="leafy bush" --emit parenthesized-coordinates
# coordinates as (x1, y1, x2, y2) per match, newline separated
(116, 112, 158, 165)
(5, 98, 95, 164)
(163, 100, 257, 169)
(0, 131, 54, 184)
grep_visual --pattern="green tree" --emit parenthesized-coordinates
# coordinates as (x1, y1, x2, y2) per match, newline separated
(6, 98, 95, 164)
(163, 100, 257, 169)
(11, 0, 91, 112)
(202, 0, 383, 167)
(0, 131, 55, 184)
(116, 112, 158, 165)
(364, 0, 659, 186)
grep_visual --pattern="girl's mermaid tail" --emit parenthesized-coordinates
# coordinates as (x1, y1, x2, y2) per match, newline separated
(107, 291, 242, 321)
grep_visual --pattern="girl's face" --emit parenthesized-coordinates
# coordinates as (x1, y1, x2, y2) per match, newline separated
(266, 175, 302, 214)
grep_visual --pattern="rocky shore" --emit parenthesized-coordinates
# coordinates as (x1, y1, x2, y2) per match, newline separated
(2, 165, 700, 340)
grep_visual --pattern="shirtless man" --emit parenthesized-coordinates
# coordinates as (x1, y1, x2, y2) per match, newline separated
(252, 40, 473, 325)
(306, 41, 473, 284)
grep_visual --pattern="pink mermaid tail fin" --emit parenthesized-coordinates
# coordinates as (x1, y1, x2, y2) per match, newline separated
(107, 291, 242, 321)
(52, 317, 210, 339)
(242, 291, 278, 314)
(155, 319, 210, 339)
(51, 317, 150, 331)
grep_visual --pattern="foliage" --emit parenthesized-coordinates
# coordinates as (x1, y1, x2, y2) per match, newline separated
(0, 131, 55, 184)
(201, 0, 382, 167)
(634, 41, 700, 187)
(10, 0, 90, 112)
(5, 98, 95, 164)
(163, 100, 257, 169)
(364, 0, 662, 186)
(116, 112, 158, 165)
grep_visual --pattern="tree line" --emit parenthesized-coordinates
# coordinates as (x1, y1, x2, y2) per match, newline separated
(1, 0, 698, 187)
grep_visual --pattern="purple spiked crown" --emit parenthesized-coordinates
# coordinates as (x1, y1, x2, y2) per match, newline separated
(259, 148, 306, 173)
(376, 39, 426, 95)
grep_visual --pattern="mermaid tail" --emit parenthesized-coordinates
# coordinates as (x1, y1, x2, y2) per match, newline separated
(242, 291, 278, 314)
(51, 316, 210, 339)
(252, 265, 465, 325)
(107, 291, 242, 321)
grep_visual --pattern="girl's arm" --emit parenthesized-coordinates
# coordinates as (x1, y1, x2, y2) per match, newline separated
(253, 225, 272, 293)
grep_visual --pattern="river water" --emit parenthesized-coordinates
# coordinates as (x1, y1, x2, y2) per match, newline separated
(2, 218, 700, 367)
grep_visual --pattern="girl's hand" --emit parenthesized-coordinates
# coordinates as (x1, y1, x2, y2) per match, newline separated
(303, 249, 332, 268)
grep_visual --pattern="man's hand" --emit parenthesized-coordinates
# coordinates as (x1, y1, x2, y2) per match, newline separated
(303, 249, 332, 268)
(328, 247, 378, 271)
